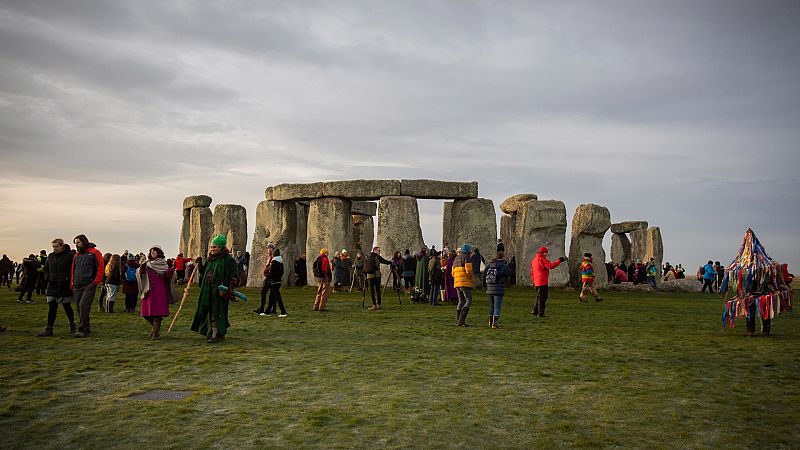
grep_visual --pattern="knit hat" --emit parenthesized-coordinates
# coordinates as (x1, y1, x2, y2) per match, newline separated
(460, 244, 472, 254)
(211, 234, 227, 247)
(266, 242, 275, 249)
(127, 253, 136, 260)
(584, 253, 592, 258)
(320, 248, 329, 255)
(538, 246, 549, 254)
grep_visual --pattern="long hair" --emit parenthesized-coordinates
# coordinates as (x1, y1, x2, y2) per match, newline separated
(148, 247, 165, 260)
(105, 254, 121, 277)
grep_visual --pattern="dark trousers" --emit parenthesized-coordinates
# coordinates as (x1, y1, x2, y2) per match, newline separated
(18, 282, 34, 301)
(747, 302, 771, 335)
(259, 279, 271, 311)
(47, 301, 75, 328)
(1, 273, 10, 288)
(177, 269, 186, 282)
(403, 276, 414, 289)
(369, 277, 382, 305)
(35, 272, 46, 294)
(73, 284, 97, 333)
(533, 285, 549, 316)
(701, 278, 714, 293)
(266, 283, 286, 315)
(124, 292, 137, 312)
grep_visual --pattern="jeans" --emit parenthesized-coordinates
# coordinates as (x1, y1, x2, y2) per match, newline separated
(456, 287, 473, 311)
(368, 277, 382, 305)
(647, 276, 658, 291)
(429, 283, 441, 305)
(488, 294, 503, 316)
(73, 284, 97, 333)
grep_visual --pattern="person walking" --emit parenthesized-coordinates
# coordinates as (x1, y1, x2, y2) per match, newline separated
(645, 257, 658, 292)
(485, 251, 511, 329)
(264, 248, 288, 317)
(70, 235, 104, 338)
(312, 248, 331, 311)
(428, 250, 443, 306)
(254, 243, 275, 315)
(364, 246, 392, 310)
(452, 244, 474, 326)
(579, 253, 603, 302)
(530, 246, 565, 317)
(37, 239, 76, 336)
(104, 254, 122, 313)
(138, 246, 175, 340)
(190, 234, 240, 343)
(701, 260, 716, 293)
(391, 251, 403, 292)
(122, 253, 139, 313)
(0, 254, 12, 289)
(35, 250, 47, 295)
(17, 254, 38, 304)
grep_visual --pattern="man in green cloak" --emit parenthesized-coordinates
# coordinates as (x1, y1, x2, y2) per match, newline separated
(191, 234, 239, 343)
(415, 248, 430, 297)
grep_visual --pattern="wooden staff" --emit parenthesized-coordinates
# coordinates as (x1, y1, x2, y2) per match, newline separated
(167, 262, 198, 334)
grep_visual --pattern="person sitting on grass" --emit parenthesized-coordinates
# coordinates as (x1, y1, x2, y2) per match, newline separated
(190, 234, 239, 343)
(579, 253, 603, 303)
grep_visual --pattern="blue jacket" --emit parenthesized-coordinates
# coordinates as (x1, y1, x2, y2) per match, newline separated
(485, 259, 510, 296)
(703, 264, 715, 280)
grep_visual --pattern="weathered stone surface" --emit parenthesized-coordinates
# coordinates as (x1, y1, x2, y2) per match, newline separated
(182, 195, 212, 210)
(499, 194, 538, 214)
(568, 204, 611, 287)
(447, 198, 498, 262)
(377, 196, 424, 278)
(179, 208, 191, 256)
(611, 233, 632, 264)
(352, 214, 375, 253)
(400, 179, 478, 199)
(442, 202, 453, 249)
(186, 207, 213, 260)
(629, 229, 647, 263)
(247, 201, 297, 287)
(644, 227, 664, 272)
(514, 200, 569, 287)
(351, 201, 377, 216)
(265, 183, 324, 201)
(211, 204, 248, 256)
(296, 202, 309, 261)
(305, 198, 353, 285)
(500, 214, 517, 260)
(610, 221, 648, 234)
(322, 180, 401, 200)
(659, 279, 702, 293)
(606, 282, 654, 293)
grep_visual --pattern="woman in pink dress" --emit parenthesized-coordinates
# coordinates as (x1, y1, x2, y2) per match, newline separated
(138, 246, 175, 340)
(444, 250, 458, 304)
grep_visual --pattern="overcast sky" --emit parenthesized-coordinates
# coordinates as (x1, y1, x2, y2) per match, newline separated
(1, 0, 798, 271)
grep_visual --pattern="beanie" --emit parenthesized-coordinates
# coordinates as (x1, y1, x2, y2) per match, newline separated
(538, 246, 549, 254)
(460, 244, 472, 254)
(211, 234, 227, 247)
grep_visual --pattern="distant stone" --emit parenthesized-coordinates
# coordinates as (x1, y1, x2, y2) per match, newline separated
(570, 203, 611, 237)
(611, 233, 632, 264)
(248, 200, 298, 287)
(514, 200, 569, 287)
(322, 180, 401, 200)
(659, 279, 702, 293)
(351, 201, 378, 216)
(377, 196, 425, 278)
(447, 198, 497, 263)
(211, 204, 248, 256)
(610, 221, 648, 234)
(629, 229, 647, 263)
(606, 282, 654, 293)
(183, 195, 212, 210)
(499, 194, 538, 214)
(400, 179, 478, 199)
(568, 204, 611, 287)
(499, 214, 517, 260)
(186, 207, 213, 260)
(305, 198, 353, 285)
(352, 214, 375, 252)
(265, 183, 324, 201)
(442, 202, 453, 249)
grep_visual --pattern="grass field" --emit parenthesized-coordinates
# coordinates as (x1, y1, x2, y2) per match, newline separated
(1, 282, 798, 449)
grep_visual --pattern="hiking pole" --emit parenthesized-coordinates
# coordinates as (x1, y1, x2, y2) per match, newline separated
(382, 266, 393, 296)
(361, 276, 367, 309)
(167, 261, 198, 334)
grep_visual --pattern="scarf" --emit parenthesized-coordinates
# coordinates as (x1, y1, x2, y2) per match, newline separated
(137, 257, 171, 300)
(207, 247, 230, 262)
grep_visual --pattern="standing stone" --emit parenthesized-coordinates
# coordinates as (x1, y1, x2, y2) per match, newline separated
(643, 227, 664, 274)
(629, 229, 647, 263)
(447, 198, 497, 265)
(187, 206, 213, 260)
(377, 196, 424, 278)
(568, 204, 611, 288)
(211, 204, 248, 256)
(442, 202, 453, 249)
(306, 198, 353, 286)
(352, 214, 375, 253)
(247, 201, 298, 287)
(179, 195, 212, 256)
(514, 200, 569, 287)
(611, 233, 632, 265)
(500, 214, 517, 261)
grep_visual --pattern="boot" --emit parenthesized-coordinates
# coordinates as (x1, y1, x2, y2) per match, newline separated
(492, 316, 500, 329)
(488, 316, 493, 327)
(108, 301, 114, 313)
(152, 317, 161, 340)
(458, 307, 470, 327)
(69, 322, 76, 335)
(37, 326, 54, 337)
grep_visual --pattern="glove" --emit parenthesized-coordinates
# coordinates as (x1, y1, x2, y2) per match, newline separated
(559, 256, 567, 262)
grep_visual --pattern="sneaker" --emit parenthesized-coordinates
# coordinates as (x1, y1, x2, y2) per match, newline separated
(259, 312, 268, 316)
(37, 328, 54, 337)
(278, 314, 288, 318)
(368, 305, 378, 310)
(16, 299, 25, 304)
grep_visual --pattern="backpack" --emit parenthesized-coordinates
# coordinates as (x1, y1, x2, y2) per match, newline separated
(363, 255, 378, 274)
(312, 256, 325, 278)
(485, 264, 498, 285)
(126, 264, 137, 283)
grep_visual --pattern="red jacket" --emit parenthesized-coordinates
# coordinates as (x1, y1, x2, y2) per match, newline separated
(70, 246, 105, 289)
(530, 253, 562, 287)
(174, 257, 191, 271)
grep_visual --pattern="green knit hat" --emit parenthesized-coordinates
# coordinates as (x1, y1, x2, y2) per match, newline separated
(211, 234, 227, 247)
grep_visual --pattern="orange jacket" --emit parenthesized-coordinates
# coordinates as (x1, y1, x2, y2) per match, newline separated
(452, 254, 474, 289)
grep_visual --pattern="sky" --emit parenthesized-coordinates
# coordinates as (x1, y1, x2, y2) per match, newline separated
(0, 0, 798, 271)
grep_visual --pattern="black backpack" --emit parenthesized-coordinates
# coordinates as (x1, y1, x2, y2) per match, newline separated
(363, 255, 378, 274)
(312, 256, 325, 278)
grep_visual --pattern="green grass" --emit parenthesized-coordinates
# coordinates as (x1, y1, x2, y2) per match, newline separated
(1, 283, 798, 449)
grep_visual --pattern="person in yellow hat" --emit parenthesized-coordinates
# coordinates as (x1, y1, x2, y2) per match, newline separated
(312, 248, 331, 311)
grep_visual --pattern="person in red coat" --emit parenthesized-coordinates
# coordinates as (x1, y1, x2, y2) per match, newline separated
(530, 246, 565, 317)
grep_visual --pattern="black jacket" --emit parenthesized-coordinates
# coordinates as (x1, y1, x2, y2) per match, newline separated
(267, 258, 285, 284)
(45, 246, 75, 297)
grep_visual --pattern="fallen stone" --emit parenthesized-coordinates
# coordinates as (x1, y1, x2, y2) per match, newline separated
(400, 179, 478, 199)
(182, 195, 212, 211)
(447, 198, 498, 263)
(351, 201, 378, 216)
(499, 194, 538, 214)
(605, 282, 655, 293)
(265, 183, 324, 201)
(305, 197, 353, 285)
(610, 221, 648, 234)
(514, 200, 569, 287)
(322, 180, 401, 200)
(211, 204, 248, 256)
(659, 279, 702, 293)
